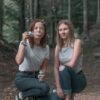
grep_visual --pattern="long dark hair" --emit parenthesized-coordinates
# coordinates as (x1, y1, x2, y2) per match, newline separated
(28, 19, 47, 47)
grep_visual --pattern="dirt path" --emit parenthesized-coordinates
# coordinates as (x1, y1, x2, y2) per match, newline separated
(0, 47, 100, 100)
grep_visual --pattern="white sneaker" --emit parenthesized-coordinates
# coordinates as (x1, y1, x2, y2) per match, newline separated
(18, 92, 23, 99)
(15, 92, 23, 100)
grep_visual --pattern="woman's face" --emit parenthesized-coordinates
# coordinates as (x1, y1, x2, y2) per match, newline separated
(32, 22, 45, 40)
(58, 23, 70, 40)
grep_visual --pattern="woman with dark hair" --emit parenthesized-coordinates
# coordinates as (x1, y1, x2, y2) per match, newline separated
(15, 19, 50, 99)
(50, 20, 87, 100)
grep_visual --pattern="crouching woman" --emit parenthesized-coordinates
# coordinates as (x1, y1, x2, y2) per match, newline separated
(50, 20, 87, 100)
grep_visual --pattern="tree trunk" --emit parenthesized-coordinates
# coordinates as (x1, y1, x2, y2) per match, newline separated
(68, 0, 71, 20)
(19, 0, 26, 40)
(0, 0, 4, 39)
(83, 0, 88, 35)
(29, 0, 32, 22)
(97, 0, 100, 23)
(33, 0, 39, 18)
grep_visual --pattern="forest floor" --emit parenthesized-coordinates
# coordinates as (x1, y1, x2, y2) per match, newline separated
(0, 38, 100, 100)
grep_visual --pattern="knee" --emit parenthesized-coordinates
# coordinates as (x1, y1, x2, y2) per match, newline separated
(44, 84, 49, 93)
(42, 82, 50, 94)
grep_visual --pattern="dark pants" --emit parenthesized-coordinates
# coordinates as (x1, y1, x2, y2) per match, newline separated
(50, 66, 87, 100)
(49, 92, 63, 100)
(59, 66, 87, 93)
(14, 71, 49, 98)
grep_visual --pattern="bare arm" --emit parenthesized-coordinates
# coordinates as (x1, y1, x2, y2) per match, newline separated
(40, 58, 49, 74)
(15, 32, 29, 65)
(66, 39, 82, 67)
(54, 45, 64, 98)
(54, 45, 61, 88)
(38, 58, 49, 81)
(15, 44, 26, 65)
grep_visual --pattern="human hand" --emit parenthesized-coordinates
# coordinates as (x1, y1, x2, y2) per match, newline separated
(22, 32, 31, 42)
(38, 75, 45, 81)
(56, 87, 64, 98)
(38, 70, 45, 81)
(65, 62, 74, 68)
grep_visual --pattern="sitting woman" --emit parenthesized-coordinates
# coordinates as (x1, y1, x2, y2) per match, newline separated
(50, 20, 87, 100)
(15, 19, 50, 99)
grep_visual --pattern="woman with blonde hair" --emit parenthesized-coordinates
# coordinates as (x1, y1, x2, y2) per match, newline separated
(50, 20, 87, 100)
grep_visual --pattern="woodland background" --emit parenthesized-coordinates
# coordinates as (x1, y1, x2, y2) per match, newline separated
(0, 0, 100, 100)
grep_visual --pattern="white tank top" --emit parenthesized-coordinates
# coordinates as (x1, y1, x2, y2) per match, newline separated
(59, 47, 83, 73)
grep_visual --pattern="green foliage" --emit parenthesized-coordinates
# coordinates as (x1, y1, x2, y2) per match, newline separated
(88, 0, 97, 26)
(71, 0, 83, 33)
(3, 0, 20, 43)
(1, 0, 98, 44)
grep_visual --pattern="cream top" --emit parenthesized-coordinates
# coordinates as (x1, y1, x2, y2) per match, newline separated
(59, 47, 83, 73)
(18, 40, 49, 71)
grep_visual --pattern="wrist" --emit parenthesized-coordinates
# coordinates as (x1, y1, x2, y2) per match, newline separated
(21, 41, 27, 46)
(56, 84, 61, 89)
(56, 86, 61, 89)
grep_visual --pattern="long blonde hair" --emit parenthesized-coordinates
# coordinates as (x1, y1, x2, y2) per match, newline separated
(56, 20, 75, 48)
